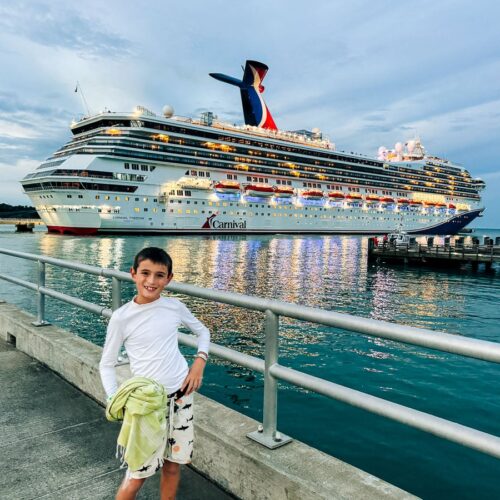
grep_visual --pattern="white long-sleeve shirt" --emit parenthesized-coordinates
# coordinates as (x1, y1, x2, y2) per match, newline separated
(99, 296, 210, 397)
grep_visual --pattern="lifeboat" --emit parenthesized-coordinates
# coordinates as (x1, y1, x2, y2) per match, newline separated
(345, 192, 362, 200)
(425, 201, 437, 207)
(214, 181, 240, 193)
(273, 186, 294, 198)
(301, 190, 324, 199)
(409, 200, 423, 205)
(380, 197, 395, 203)
(397, 198, 410, 205)
(436, 202, 447, 208)
(328, 191, 345, 199)
(365, 195, 380, 204)
(448, 203, 456, 209)
(244, 184, 275, 197)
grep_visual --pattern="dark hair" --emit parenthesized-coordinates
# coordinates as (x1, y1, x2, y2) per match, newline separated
(133, 247, 173, 275)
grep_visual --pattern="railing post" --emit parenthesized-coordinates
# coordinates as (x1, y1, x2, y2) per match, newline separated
(111, 276, 129, 365)
(111, 276, 122, 311)
(247, 309, 292, 449)
(32, 260, 50, 327)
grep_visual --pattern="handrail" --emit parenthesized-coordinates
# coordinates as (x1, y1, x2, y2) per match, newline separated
(1, 247, 500, 458)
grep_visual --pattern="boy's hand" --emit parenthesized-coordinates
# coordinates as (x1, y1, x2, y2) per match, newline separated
(181, 357, 206, 395)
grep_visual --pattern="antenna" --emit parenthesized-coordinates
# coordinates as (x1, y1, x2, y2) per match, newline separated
(74, 81, 92, 116)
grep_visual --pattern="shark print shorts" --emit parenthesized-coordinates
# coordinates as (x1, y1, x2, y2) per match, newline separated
(126, 392, 194, 479)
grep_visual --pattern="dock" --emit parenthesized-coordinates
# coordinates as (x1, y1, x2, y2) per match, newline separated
(0, 337, 232, 499)
(0, 218, 44, 232)
(0, 301, 413, 500)
(368, 239, 500, 270)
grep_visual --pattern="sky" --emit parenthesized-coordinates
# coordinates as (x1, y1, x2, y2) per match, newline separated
(0, 0, 499, 227)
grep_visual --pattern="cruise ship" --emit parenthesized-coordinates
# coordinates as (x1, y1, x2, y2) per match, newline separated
(21, 60, 485, 235)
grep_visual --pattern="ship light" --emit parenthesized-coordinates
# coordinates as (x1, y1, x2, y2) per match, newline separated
(106, 128, 121, 135)
(152, 134, 169, 143)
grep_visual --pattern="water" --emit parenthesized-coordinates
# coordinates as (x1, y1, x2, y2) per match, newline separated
(0, 226, 499, 499)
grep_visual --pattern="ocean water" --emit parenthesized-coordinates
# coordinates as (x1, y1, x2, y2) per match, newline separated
(0, 226, 499, 499)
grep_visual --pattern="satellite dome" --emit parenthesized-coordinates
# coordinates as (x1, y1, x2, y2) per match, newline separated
(407, 140, 416, 153)
(312, 127, 320, 134)
(162, 105, 174, 118)
(395, 142, 404, 153)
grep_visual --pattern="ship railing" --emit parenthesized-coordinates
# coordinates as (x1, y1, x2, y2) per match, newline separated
(1, 247, 500, 455)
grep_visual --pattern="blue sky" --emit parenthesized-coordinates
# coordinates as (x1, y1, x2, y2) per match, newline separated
(1, 0, 499, 227)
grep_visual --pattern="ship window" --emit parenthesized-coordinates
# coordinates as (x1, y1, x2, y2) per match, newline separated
(206, 172, 210, 177)
(199, 171, 205, 177)
(105, 195, 110, 200)
(95, 195, 100, 200)
(187, 201, 190, 204)
(178, 200, 181, 204)
(135, 197, 139, 201)
(185, 191, 191, 196)
(150, 166, 155, 171)
(141, 165, 148, 171)
(178, 209, 182, 214)
(186, 209, 191, 214)
(134, 207, 140, 212)
(132, 164, 139, 170)
(162, 209, 166, 212)
(124, 163, 130, 169)
(176, 190, 183, 196)
(78, 194, 83, 198)
(153, 208, 157, 213)
(67, 195, 72, 198)
(143, 197, 149, 202)
(144, 208, 148, 212)
(115, 196, 120, 201)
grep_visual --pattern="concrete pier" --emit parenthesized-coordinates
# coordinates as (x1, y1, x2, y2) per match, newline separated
(0, 338, 232, 499)
(0, 302, 418, 499)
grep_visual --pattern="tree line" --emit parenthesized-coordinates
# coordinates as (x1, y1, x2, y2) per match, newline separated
(0, 204, 40, 219)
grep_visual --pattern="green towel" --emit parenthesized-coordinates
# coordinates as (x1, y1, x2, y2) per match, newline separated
(106, 377, 168, 471)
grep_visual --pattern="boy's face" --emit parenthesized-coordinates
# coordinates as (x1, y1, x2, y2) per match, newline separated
(131, 259, 172, 304)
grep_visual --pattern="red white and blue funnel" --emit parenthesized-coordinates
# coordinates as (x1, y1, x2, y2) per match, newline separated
(210, 60, 278, 130)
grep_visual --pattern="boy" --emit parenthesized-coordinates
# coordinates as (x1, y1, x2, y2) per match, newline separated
(99, 247, 210, 500)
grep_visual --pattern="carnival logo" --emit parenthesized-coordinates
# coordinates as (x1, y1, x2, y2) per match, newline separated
(201, 213, 247, 229)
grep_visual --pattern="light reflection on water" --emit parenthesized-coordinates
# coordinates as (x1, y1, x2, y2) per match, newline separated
(0, 227, 499, 498)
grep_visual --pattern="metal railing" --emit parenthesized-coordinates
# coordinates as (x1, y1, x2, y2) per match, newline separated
(1, 247, 500, 455)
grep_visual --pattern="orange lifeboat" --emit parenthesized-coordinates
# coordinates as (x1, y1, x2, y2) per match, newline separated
(214, 181, 240, 193)
(380, 197, 395, 203)
(436, 202, 447, 208)
(397, 198, 410, 204)
(345, 192, 362, 199)
(273, 186, 294, 198)
(425, 201, 437, 207)
(409, 200, 423, 206)
(448, 203, 456, 209)
(244, 184, 274, 197)
(302, 190, 324, 199)
(328, 191, 345, 199)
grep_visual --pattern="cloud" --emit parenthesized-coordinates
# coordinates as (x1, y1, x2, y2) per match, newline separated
(0, 3, 133, 59)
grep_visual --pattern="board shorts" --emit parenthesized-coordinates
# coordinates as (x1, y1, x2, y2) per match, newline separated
(126, 391, 194, 479)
